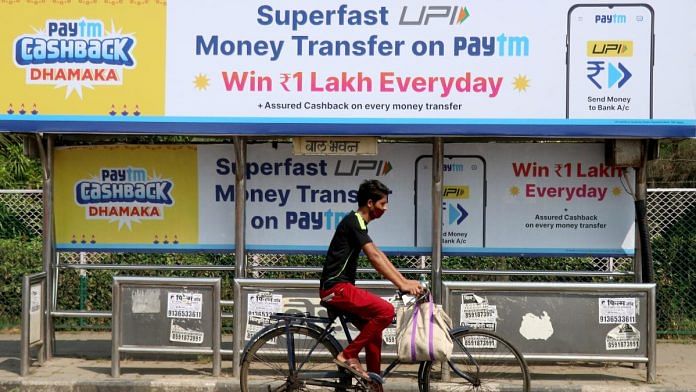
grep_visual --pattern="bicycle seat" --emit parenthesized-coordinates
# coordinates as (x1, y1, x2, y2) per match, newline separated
(320, 300, 362, 325)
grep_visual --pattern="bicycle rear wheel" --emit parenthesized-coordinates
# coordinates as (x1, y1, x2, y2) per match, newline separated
(420, 329, 530, 391)
(240, 324, 351, 391)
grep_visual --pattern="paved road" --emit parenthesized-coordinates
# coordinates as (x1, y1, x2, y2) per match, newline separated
(1, 332, 694, 391)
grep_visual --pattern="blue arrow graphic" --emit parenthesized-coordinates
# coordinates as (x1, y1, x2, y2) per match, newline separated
(608, 62, 621, 88)
(608, 62, 632, 88)
(448, 203, 458, 224)
(456, 204, 468, 224)
(448, 203, 469, 225)
(617, 62, 632, 87)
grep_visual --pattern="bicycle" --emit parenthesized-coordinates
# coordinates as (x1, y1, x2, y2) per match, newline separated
(240, 289, 530, 391)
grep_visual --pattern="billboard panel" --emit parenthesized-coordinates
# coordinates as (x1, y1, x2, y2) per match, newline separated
(55, 143, 635, 256)
(0, 0, 694, 137)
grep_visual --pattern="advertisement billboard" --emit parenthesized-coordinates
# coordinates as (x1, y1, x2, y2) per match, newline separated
(1, 1, 694, 137)
(55, 143, 635, 256)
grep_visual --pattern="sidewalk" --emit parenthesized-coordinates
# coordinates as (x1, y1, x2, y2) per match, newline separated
(1, 332, 694, 391)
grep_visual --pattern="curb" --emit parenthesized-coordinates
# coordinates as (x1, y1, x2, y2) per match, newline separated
(3, 379, 696, 392)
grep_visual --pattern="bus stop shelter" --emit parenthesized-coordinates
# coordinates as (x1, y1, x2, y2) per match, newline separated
(1, 0, 694, 381)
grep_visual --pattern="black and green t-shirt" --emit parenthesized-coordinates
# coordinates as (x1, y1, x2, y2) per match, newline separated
(320, 211, 373, 290)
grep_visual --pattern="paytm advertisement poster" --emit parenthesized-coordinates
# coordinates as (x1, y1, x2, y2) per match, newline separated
(0, 0, 694, 137)
(54, 145, 198, 249)
(55, 143, 635, 256)
(1, 1, 165, 118)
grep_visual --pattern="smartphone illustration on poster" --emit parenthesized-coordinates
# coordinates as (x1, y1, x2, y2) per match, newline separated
(566, 4, 654, 119)
(414, 155, 486, 249)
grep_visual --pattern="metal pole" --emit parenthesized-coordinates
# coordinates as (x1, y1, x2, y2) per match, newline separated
(213, 280, 221, 376)
(232, 136, 247, 377)
(79, 252, 86, 328)
(633, 140, 651, 284)
(441, 282, 451, 382)
(633, 165, 644, 284)
(233, 136, 247, 279)
(36, 134, 55, 360)
(232, 280, 242, 377)
(111, 279, 120, 377)
(632, 157, 647, 370)
(647, 284, 657, 383)
(20, 275, 30, 376)
(431, 138, 444, 304)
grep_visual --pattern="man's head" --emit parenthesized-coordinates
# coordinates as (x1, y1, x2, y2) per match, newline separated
(357, 179, 390, 220)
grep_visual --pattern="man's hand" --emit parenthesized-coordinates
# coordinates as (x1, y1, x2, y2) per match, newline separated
(399, 279, 424, 296)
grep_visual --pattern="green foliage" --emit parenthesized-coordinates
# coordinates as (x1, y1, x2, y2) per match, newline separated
(653, 205, 696, 333)
(648, 139, 696, 187)
(0, 202, 34, 239)
(0, 238, 42, 329)
(0, 135, 43, 189)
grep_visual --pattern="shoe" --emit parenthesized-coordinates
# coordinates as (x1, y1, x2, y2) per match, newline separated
(333, 357, 370, 380)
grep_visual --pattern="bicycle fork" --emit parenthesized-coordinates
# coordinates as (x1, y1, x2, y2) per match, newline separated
(449, 339, 482, 387)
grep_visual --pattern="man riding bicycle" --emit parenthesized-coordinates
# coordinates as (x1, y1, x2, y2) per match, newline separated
(319, 179, 424, 380)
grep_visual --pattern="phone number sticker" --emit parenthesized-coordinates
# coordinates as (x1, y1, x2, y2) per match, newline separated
(605, 324, 640, 351)
(599, 315, 636, 324)
(167, 310, 202, 319)
(167, 292, 203, 319)
(598, 297, 637, 324)
(170, 320, 204, 344)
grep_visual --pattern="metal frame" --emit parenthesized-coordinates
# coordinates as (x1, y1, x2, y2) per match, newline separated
(111, 276, 222, 377)
(431, 138, 444, 303)
(26, 137, 657, 384)
(442, 281, 657, 383)
(20, 272, 47, 376)
(245, 265, 633, 279)
(36, 135, 55, 360)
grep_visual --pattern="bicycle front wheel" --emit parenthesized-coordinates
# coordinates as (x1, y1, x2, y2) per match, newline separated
(240, 324, 350, 392)
(420, 329, 530, 392)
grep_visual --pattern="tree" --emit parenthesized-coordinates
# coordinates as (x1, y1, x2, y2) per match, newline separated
(0, 135, 43, 189)
(648, 139, 696, 188)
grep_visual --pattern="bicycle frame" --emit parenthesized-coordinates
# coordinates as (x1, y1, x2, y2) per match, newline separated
(266, 312, 403, 385)
(242, 289, 529, 392)
(270, 313, 347, 389)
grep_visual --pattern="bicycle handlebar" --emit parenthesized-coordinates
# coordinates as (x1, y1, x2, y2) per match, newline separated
(396, 287, 431, 306)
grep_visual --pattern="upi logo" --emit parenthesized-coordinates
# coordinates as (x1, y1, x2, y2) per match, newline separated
(399, 5, 470, 26)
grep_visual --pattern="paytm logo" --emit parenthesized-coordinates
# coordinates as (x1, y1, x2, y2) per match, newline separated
(595, 14, 626, 23)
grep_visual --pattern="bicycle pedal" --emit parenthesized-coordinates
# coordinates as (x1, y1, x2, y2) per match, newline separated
(366, 372, 384, 385)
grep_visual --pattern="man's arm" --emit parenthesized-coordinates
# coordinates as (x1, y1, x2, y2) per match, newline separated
(362, 242, 423, 295)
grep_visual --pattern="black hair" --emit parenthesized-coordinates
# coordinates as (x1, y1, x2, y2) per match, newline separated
(357, 179, 390, 207)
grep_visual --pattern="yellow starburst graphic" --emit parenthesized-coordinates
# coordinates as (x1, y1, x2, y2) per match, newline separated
(193, 73, 210, 91)
(612, 186, 623, 196)
(513, 74, 530, 92)
(510, 186, 520, 196)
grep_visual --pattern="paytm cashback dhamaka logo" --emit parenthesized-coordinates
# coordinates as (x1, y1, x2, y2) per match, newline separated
(13, 18, 136, 98)
(74, 167, 173, 230)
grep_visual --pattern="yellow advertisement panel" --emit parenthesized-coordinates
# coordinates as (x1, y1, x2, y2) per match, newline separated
(1, 0, 165, 116)
(55, 145, 198, 251)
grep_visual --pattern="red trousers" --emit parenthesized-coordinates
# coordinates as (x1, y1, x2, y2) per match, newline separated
(320, 282, 395, 373)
